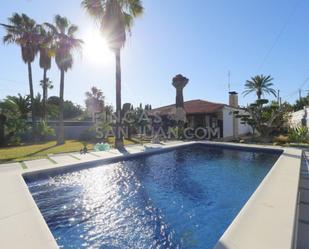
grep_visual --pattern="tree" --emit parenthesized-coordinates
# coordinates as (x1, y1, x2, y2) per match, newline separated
(85, 86, 105, 121)
(1, 13, 39, 130)
(5, 94, 31, 120)
(0, 113, 6, 146)
(38, 25, 54, 121)
(235, 99, 289, 138)
(45, 15, 83, 144)
(47, 96, 84, 120)
(294, 96, 309, 111)
(243, 75, 276, 100)
(0, 95, 31, 145)
(32, 93, 44, 119)
(40, 78, 53, 120)
(63, 101, 83, 119)
(82, 0, 143, 148)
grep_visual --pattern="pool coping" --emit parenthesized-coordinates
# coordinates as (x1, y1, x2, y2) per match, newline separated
(0, 141, 302, 249)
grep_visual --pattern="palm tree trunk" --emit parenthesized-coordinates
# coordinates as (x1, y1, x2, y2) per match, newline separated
(257, 90, 261, 100)
(42, 68, 47, 122)
(27, 62, 36, 132)
(57, 69, 65, 145)
(115, 49, 123, 148)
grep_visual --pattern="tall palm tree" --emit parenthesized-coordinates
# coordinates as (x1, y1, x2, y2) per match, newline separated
(38, 25, 54, 121)
(1, 13, 39, 129)
(81, 0, 143, 148)
(45, 15, 83, 144)
(243, 75, 277, 100)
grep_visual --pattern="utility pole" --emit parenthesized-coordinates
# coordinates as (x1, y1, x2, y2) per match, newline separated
(277, 89, 280, 103)
(299, 89, 302, 101)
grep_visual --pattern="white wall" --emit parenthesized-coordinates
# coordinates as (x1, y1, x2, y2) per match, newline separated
(223, 107, 234, 138)
(222, 106, 252, 138)
(289, 108, 307, 128)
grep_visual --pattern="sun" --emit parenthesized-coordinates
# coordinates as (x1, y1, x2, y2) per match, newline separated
(83, 29, 114, 65)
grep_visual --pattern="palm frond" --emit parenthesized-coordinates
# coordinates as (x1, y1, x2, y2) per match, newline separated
(243, 74, 276, 99)
(44, 22, 58, 34)
(3, 34, 14, 43)
(54, 15, 69, 33)
(125, 0, 143, 17)
(242, 89, 254, 96)
(81, 0, 105, 20)
(83, 0, 143, 49)
(68, 25, 78, 36)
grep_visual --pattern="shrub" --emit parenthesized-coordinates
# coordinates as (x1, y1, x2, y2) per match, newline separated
(79, 128, 95, 142)
(6, 118, 30, 145)
(288, 126, 309, 143)
(168, 126, 185, 140)
(35, 121, 55, 141)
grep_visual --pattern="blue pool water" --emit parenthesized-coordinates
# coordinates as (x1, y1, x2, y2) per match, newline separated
(25, 145, 280, 249)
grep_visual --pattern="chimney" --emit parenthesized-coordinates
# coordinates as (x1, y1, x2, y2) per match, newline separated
(229, 91, 238, 108)
(229, 91, 239, 139)
(172, 74, 188, 108)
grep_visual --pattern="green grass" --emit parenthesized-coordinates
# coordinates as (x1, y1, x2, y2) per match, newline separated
(0, 138, 137, 163)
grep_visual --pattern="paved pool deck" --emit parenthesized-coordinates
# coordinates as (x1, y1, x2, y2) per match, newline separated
(297, 151, 309, 249)
(0, 141, 303, 249)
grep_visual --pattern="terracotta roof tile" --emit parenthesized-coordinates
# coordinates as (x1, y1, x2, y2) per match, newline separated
(149, 99, 226, 115)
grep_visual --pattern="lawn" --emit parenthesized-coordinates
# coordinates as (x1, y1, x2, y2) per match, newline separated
(0, 138, 138, 163)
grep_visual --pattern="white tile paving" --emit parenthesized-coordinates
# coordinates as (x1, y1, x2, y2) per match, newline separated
(24, 158, 55, 170)
(70, 152, 98, 161)
(49, 154, 79, 165)
(0, 162, 22, 173)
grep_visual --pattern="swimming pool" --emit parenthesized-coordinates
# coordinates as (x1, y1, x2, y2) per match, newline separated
(25, 144, 280, 249)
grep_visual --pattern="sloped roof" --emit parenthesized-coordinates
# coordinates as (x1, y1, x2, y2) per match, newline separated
(149, 99, 226, 115)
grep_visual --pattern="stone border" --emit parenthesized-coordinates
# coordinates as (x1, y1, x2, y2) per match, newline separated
(0, 141, 301, 249)
(212, 142, 301, 249)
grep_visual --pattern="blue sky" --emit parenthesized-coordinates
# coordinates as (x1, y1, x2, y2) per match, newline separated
(0, 0, 309, 108)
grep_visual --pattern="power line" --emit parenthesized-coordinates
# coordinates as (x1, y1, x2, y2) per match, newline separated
(256, 0, 302, 72)
(280, 74, 309, 102)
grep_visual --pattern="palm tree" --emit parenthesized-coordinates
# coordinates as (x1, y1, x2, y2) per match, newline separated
(6, 94, 31, 120)
(85, 86, 105, 121)
(1, 13, 39, 129)
(243, 75, 277, 100)
(81, 0, 143, 148)
(40, 78, 53, 120)
(38, 25, 54, 121)
(45, 15, 83, 144)
(32, 93, 44, 119)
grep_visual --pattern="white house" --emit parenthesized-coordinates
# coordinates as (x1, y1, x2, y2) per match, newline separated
(149, 92, 252, 140)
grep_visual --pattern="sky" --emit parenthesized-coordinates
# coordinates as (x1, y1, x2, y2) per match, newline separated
(0, 0, 309, 109)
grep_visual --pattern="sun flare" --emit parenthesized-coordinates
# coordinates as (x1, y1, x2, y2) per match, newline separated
(83, 29, 114, 64)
